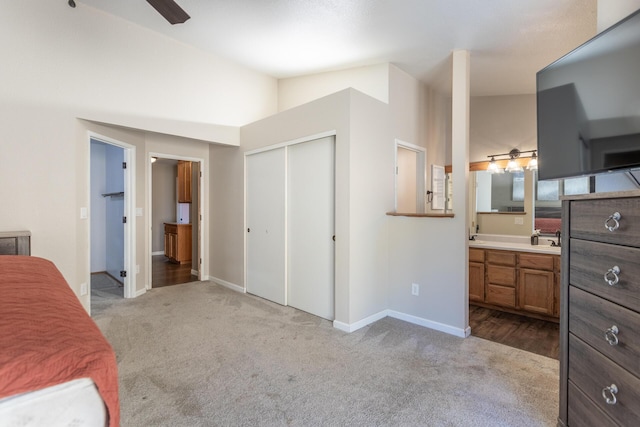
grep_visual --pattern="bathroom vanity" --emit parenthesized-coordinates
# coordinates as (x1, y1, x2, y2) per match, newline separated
(469, 236, 561, 322)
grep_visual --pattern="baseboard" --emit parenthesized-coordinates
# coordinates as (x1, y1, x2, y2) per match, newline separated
(191, 269, 198, 277)
(387, 310, 470, 338)
(134, 288, 146, 297)
(333, 310, 388, 333)
(151, 251, 164, 256)
(207, 276, 245, 293)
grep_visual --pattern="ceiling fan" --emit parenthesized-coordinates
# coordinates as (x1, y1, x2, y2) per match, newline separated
(146, 0, 190, 25)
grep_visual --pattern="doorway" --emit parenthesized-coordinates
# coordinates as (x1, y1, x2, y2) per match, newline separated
(89, 134, 136, 302)
(395, 140, 426, 213)
(149, 155, 202, 288)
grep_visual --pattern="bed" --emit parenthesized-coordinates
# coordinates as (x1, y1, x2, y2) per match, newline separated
(0, 255, 119, 427)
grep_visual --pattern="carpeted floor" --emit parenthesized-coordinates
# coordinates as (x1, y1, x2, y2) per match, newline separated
(92, 281, 559, 427)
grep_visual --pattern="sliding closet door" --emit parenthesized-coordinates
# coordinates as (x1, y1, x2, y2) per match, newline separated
(246, 148, 286, 305)
(287, 136, 335, 320)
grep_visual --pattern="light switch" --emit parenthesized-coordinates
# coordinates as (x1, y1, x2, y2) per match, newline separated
(136, 208, 143, 217)
(80, 207, 88, 219)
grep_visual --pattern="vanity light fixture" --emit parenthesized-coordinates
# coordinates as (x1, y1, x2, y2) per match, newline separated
(486, 148, 538, 174)
(527, 151, 538, 170)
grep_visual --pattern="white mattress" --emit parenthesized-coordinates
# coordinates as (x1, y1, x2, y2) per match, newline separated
(0, 378, 106, 427)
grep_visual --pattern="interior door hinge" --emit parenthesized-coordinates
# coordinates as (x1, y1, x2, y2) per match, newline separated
(120, 270, 127, 278)
(122, 216, 127, 224)
(122, 162, 127, 169)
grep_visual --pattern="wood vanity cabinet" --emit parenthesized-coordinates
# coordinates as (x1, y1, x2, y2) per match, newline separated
(164, 223, 192, 264)
(177, 160, 192, 203)
(468, 247, 560, 321)
(559, 191, 640, 427)
(468, 248, 485, 302)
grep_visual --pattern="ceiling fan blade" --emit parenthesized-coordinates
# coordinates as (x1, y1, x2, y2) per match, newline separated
(146, 0, 190, 25)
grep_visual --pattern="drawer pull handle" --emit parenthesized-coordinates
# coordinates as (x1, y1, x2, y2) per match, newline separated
(602, 384, 618, 405)
(604, 266, 620, 286)
(604, 212, 621, 232)
(604, 325, 619, 346)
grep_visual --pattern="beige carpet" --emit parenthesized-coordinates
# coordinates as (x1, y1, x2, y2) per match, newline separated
(91, 281, 559, 426)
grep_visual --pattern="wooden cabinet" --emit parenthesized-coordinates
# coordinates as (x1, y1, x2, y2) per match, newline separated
(468, 248, 485, 302)
(559, 191, 640, 426)
(164, 223, 192, 264)
(177, 160, 192, 203)
(468, 247, 559, 321)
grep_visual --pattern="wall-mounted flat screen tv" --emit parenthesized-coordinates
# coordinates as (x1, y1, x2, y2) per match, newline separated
(537, 9, 640, 180)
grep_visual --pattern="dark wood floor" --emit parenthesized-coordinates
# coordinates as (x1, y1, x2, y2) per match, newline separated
(152, 255, 198, 288)
(469, 305, 559, 359)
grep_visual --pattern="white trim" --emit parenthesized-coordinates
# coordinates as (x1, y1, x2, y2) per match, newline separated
(208, 276, 245, 293)
(244, 130, 336, 156)
(190, 269, 198, 277)
(387, 310, 470, 338)
(151, 251, 164, 256)
(134, 288, 147, 298)
(333, 309, 470, 338)
(394, 139, 427, 213)
(88, 131, 137, 300)
(333, 310, 388, 333)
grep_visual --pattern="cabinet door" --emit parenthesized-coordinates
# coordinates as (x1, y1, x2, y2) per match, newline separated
(519, 268, 554, 315)
(177, 160, 192, 203)
(469, 262, 485, 302)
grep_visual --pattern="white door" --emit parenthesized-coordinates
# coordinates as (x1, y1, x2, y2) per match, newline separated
(246, 148, 286, 305)
(287, 137, 335, 320)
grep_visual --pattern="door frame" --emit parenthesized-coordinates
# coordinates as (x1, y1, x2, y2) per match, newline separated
(147, 152, 205, 290)
(394, 139, 426, 213)
(88, 131, 137, 299)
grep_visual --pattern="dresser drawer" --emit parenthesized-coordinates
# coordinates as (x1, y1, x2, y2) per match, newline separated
(486, 250, 516, 266)
(570, 239, 640, 311)
(569, 286, 640, 378)
(570, 198, 640, 247)
(568, 381, 617, 427)
(569, 334, 640, 426)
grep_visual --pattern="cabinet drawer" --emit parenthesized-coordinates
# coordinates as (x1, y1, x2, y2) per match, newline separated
(486, 265, 516, 287)
(568, 381, 617, 427)
(469, 248, 484, 263)
(485, 284, 515, 308)
(164, 223, 177, 234)
(519, 253, 555, 271)
(570, 198, 640, 247)
(569, 334, 640, 426)
(570, 239, 640, 311)
(486, 250, 516, 266)
(569, 286, 640, 378)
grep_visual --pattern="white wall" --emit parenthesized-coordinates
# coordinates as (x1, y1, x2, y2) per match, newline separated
(277, 64, 389, 111)
(0, 0, 277, 310)
(217, 89, 392, 327)
(597, 0, 640, 31)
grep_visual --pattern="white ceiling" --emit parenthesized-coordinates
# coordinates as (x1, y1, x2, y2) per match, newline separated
(79, 0, 597, 96)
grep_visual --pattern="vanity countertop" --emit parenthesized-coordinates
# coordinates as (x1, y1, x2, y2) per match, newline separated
(469, 236, 561, 255)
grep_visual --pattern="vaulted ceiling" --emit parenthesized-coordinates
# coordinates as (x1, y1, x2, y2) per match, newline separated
(79, 0, 597, 95)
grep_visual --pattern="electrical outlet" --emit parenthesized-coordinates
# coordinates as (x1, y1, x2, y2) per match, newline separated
(80, 283, 88, 296)
(515, 217, 524, 225)
(136, 264, 140, 274)
(411, 283, 420, 296)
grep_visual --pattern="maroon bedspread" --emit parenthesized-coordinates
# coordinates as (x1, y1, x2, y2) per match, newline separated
(0, 256, 119, 426)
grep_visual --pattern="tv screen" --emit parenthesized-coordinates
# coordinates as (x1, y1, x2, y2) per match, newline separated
(537, 9, 640, 180)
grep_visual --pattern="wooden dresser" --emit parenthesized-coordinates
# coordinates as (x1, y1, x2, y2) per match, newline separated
(559, 191, 640, 426)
